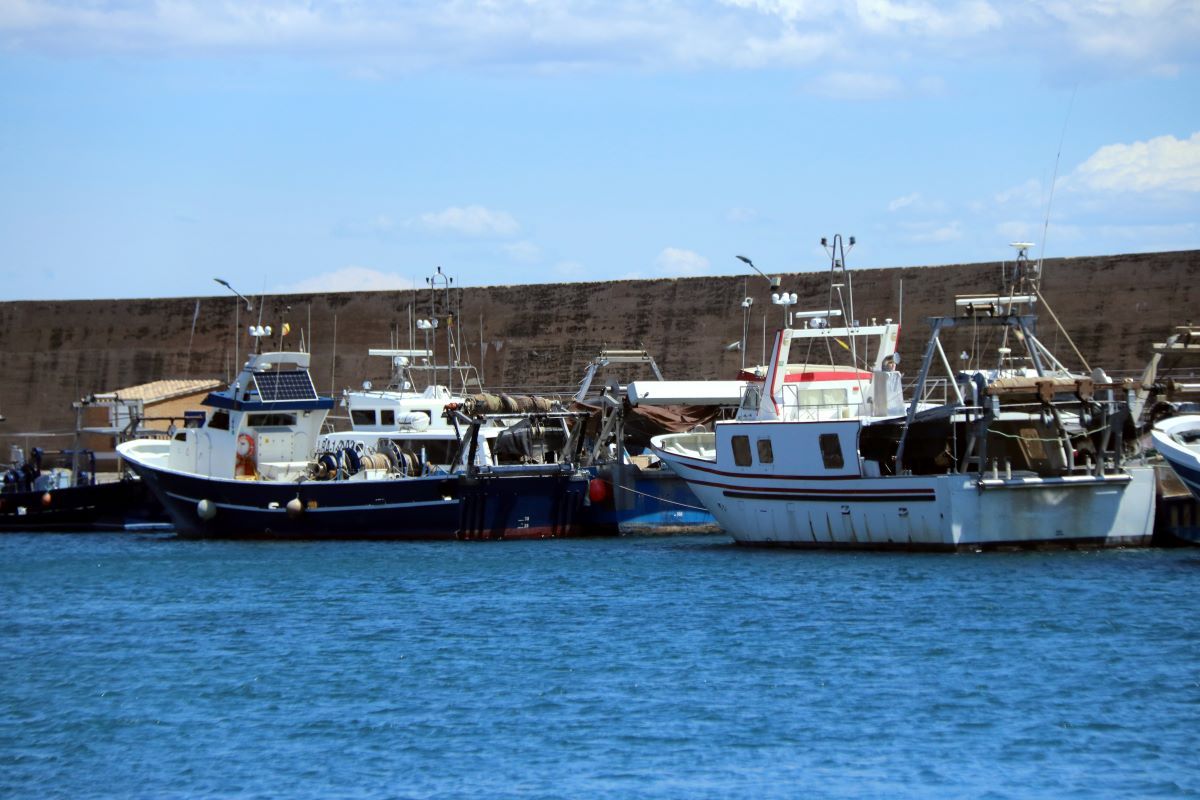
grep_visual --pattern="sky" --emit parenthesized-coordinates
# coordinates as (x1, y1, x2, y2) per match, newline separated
(0, 1, 1198, 301)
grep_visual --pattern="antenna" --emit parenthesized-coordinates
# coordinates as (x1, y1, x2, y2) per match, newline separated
(820, 234, 858, 367)
(1038, 84, 1077, 279)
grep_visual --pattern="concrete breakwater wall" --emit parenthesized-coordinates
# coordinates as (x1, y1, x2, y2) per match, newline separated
(1, 249, 1198, 440)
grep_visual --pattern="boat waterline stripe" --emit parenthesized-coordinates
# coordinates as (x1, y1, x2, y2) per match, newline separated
(164, 490, 456, 514)
(678, 475, 936, 499)
(723, 489, 936, 503)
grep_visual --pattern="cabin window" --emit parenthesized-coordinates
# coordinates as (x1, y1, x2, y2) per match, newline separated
(351, 409, 377, 426)
(248, 413, 296, 427)
(790, 387, 847, 408)
(819, 433, 844, 469)
(208, 410, 230, 431)
(757, 438, 774, 464)
(731, 435, 752, 467)
(380, 409, 395, 427)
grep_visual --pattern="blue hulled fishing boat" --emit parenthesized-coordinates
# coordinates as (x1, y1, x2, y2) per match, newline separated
(117, 346, 596, 540)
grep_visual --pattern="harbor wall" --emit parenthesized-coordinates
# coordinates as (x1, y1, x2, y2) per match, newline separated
(2, 249, 1199, 443)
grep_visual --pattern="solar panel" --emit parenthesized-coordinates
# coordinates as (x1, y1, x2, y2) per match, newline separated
(252, 370, 318, 402)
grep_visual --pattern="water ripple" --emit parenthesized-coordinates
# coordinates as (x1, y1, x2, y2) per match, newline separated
(1, 533, 1198, 798)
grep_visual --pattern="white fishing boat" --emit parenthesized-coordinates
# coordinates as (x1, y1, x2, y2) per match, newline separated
(322, 267, 564, 475)
(652, 239, 1156, 550)
(1129, 324, 1200, 543)
(324, 346, 483, 472)
(1152, 415, 1200, 500)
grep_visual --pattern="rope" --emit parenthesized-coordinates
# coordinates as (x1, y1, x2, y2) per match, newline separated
(1035, 288, 1091, 373)
(983, 422, 1110, 443)
(595, 478, 709, 512)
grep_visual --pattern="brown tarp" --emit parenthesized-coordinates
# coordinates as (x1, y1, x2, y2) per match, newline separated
(570, 399, 723, 451)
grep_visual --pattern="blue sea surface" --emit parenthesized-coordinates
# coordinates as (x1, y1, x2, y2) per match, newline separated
(2, 532, 1198, 799)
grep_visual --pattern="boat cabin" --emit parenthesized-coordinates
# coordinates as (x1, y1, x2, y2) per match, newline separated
(167, 351, 334, 480)
(737, 319, 903, 423)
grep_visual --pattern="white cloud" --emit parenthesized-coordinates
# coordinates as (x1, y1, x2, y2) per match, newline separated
(655, 247, 711, 276)
(727, 207, 759, 223)
(902, 221, 963, 243)
(720, 0, 834, 24)
(366, 214, 398, 233)
(1, 1, 1193, 77)
(1033, 2, 1200, 68)
(887, 192, 948, 213)
(502, 240, 542, 262)
(855, 0, 1001, 38)
(414, 206, 519, 237)
(806, 71, 902, 100)
(1070, 132, 1200, 193)
(278, 266, 415, 294)
(994, 179, 1044, 207)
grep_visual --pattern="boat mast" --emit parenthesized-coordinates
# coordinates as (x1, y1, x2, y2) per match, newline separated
(821, 234, 858, 369)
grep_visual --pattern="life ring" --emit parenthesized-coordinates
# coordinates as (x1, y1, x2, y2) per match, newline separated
(235, 433, 258, 477)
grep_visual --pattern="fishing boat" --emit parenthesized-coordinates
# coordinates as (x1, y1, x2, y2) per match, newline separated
(652, 239, 1156, 550)
(323, 266, 485, 463)
(0, 445, 161, 532)
(0, 383, 175, 532)
(322, 265, 566, 477)
(1127, 325, 1200, 543)
(117, 339, 597, 540)
(573, 349, 744, 534)
(1152, 415, 1200, 500)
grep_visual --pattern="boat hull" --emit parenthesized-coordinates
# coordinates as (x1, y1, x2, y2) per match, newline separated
(125, 457, 597, 540)
(655, 448, 1157, 551)
(0, 478, 165, 532)
(584, 462, 719, 536)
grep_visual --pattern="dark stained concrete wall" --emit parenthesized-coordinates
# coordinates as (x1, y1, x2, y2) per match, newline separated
(2, 249, 1198, 442)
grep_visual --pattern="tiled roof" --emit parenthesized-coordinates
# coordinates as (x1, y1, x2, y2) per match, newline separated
(102, 378, 223, 405)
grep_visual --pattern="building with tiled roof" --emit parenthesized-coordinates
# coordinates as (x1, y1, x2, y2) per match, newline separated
(77, 378, 222, 464)
(92, 379, 224, 406)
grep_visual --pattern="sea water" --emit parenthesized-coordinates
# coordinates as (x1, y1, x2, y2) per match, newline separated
(1, 532, 1198, 799)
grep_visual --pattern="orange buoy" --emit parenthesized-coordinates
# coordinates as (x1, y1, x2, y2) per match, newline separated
(588, 478, 610, 504)
(41, 492, 52, 507)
